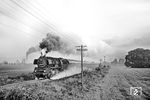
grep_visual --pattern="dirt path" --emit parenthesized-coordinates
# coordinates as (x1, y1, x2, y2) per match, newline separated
(100, 64, 150, 100)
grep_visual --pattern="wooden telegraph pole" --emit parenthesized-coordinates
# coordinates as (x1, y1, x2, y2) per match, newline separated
(76, 45, 87, 89)
(104, 56, 106, 62)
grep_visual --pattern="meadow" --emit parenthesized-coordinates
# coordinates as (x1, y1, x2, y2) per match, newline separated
(0, 63, 150, 100)
(0, 64, 35, 86)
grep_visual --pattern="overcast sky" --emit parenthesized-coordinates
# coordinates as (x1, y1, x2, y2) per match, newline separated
(0, 0, 150, 62)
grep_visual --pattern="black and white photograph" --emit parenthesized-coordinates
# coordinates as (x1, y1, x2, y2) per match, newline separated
(0, 0, 150, 100)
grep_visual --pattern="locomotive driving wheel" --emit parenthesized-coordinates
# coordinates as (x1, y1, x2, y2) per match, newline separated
(35, 76, 38, 80)
(47, 73, 52, 79)
(47, 69, 59, 79)
(55, 69, 59, 74)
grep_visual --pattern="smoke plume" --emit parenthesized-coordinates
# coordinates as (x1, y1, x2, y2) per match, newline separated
(50, 66, 81, 80)
(39, 33, 81, 54)
(26, 33, 82, 58)
(39, 33, 62, 53)
(50, 63, 94, 80)
(26, 46, 40, 58)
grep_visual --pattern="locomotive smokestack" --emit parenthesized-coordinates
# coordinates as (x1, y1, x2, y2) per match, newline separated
(41, 48, 48, 56)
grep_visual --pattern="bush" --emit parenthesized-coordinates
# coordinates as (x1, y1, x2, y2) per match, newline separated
(3, 61, 8, 64)
(125, 48, 150, 68)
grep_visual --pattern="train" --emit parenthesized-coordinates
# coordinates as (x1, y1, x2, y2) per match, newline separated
(33, 56, 69, 79)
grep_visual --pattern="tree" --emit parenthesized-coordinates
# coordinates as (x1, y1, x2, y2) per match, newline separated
(3, 61, 8, 64)
(119, 58, 124, 64)
(125, 48, 150, 68)
(111, 58, 118, 64)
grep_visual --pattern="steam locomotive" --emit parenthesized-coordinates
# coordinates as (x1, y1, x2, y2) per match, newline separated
(33, 56, 69, 79)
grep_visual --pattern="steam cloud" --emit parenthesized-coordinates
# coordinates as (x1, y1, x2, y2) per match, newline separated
(50, 63, 94, 80)
(26, 46, 40, 58)
(26, 32, 114, 62)
(26, 33, 81, 58)
(39, 33, 63, 53)
(50, 66, 81, 80)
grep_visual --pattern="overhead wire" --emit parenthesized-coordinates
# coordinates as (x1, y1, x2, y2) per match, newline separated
(1, 0, 44, 39)
(2, 0, 79, 48)
(18, 0, 78, 44)
(10, 0, 57, 33)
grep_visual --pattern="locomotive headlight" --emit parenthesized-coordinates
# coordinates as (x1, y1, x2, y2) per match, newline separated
(44, 70, 46, 72)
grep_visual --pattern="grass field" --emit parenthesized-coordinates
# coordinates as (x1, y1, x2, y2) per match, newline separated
(0, 63, 150, 100)
(0, 63, 109, 100)
(0, 64, 35, 86)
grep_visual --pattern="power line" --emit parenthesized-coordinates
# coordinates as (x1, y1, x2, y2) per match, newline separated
(20, 0, 56, 30)
(10, 0, 56, 33)
(10, 0, 75, 44)
(1, 0, 45, 39)
(5, 0, 67, 42)
(1, 0, 78, 47)
(21, 0, 76, 44)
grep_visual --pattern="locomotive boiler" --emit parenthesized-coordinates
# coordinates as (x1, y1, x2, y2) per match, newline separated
(33, 56, 69, 79)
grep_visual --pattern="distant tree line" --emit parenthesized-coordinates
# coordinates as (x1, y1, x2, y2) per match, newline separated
(125, 48, 150, 68)
(111, 58, 124, 64)
(0, 59, 26, 65)
(3, 61, 8, 64)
